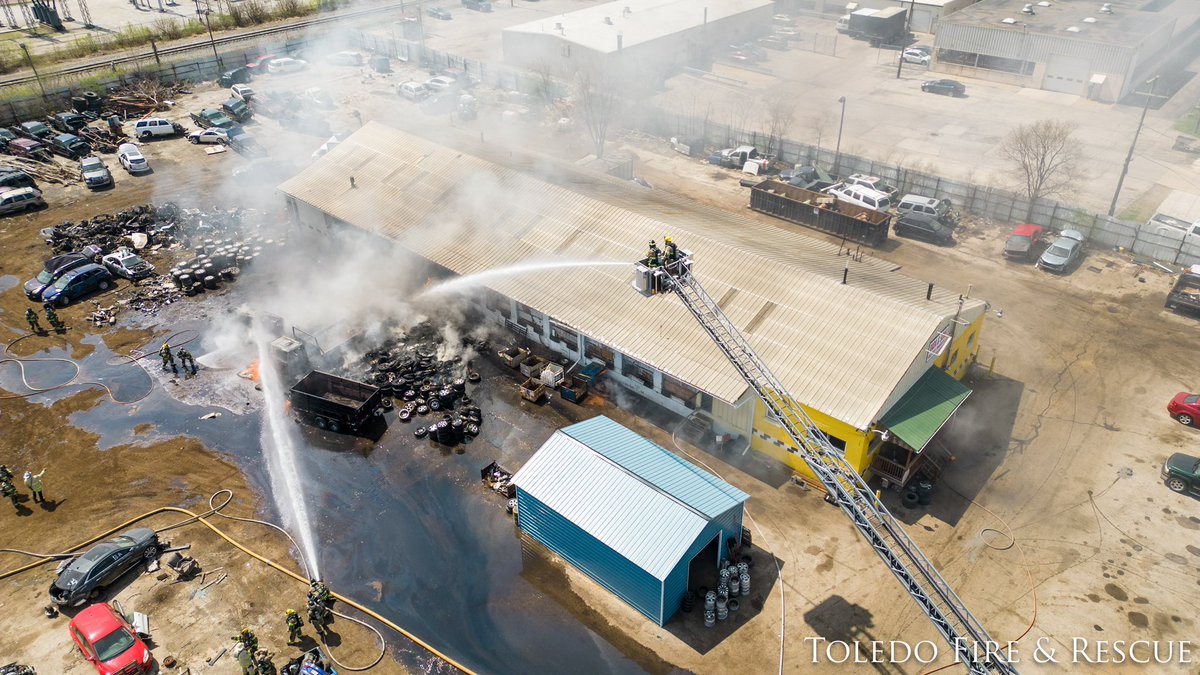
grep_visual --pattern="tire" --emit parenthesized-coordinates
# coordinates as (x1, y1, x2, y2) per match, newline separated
(315, 417, 327, 430)
(189, 137, 198, 144)
(143, 546, 156, 559)
(328, 420, 340, 433)
(1177, 414, 1194, 426)
(139, 131, 151, 139)
(97, 280, 110, 291)
(1166, 476, 1187, 493)
(56, 294, 70, 307)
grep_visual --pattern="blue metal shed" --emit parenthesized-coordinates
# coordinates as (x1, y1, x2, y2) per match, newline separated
(512, 416, 750, 625)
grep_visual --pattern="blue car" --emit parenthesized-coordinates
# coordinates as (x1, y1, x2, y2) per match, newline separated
(41, 263, 113, 307)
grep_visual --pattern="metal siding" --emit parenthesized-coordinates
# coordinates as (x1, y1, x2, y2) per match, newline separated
(278, 123, 985, 429)
(936, 23, 1134, 72)
(559, 417, 749, 518)
(512, 431, 709, 579)
(660, 505, 745, 623)
(516, 489, 665, 624)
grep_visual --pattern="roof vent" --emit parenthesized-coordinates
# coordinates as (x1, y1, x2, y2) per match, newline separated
(1099, 2, 1113, 12)
(1036, 1, 1050, 6)
(1001, 17, 1017, 23)
(1021, 3, 1035, 14)
(603, 16, 613, 24)
(1082, 16, 1096, 22)
(555, 22, 563, 29)
(623, 5, 631, 15)
(1065, 25, 1081, 31)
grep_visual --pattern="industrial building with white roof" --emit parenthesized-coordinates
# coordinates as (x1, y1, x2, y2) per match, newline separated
(279, 122, 986, 487)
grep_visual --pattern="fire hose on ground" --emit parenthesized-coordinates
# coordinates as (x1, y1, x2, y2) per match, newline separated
(0, 489, 477, 675)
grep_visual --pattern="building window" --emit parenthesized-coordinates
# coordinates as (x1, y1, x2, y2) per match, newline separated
(585, 339, 614, 368)
(549, 322, 578, 348)
(621, 355, 654, 388)
(938, 49, 1035, 76)
(516, 303, 543, 336)
(662, 375, 698, 409)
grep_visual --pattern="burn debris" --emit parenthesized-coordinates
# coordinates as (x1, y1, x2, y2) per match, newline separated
(359, 321, 489, 447)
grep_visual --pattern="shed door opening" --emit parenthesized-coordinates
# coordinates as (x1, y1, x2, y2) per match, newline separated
(687, 533, 721, 598)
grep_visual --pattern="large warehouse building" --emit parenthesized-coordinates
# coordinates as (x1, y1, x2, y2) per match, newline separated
(932, 0, 1179, 100)
(512, 416, 749, 625)
(279, 123, 986, 488)
(502, 0, 773, 80)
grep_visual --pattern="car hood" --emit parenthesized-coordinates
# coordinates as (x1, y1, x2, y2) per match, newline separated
(1166, 453, 1199, 474)
(102, 639, 150, 672)
(1040, 246, 1074, 265)
(52, 566, 86, 594)
(82, 168, 109, 180)
(1004, 237, 1032, 253)
(23, 277, 48, 296)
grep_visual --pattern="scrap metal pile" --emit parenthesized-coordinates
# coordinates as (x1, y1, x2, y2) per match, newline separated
(40, 202, 281, 314)
(358, 322, 487, 446)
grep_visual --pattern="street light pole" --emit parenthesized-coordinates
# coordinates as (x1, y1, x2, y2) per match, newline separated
(895, 0, 915, 79)
(1108, 76, 1157, 216)
(202, 9, 222, 70)
(833, 96, 846, 175)
(19, 43, 47, 103)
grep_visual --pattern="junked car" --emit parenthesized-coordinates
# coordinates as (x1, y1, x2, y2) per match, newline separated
(49, 528, 159, 606)
(80, 156, 113, 189)
(117, 143, 150, 173)
(41, 263, 113, 306)
(102, 248, 154, 280)
(1003, 224, 1044, 262)
(24, 252, 91, 301)
(1036, 229, 1084, 273)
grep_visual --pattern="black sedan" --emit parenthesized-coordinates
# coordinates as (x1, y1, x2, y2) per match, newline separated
(894, 213, 953, 245)
(921, 79, 965, 97)
(50, 528, 159, 606)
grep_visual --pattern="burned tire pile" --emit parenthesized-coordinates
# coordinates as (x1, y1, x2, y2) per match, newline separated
(41, 203, 182, 254)
(360, 322, 488, 447)
(168, 236, 278, 296)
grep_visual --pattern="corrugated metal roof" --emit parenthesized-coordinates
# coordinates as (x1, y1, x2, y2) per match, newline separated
(511, 416, 745, 579)
(512, 432, 706, 580)
(278, 123, 985, 429)
(503, 0, 773, 54)
(560, 416, 749, 518)
(877, 367, 971, 453)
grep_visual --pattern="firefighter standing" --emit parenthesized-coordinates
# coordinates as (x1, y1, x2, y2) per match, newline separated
(2, 479, 19, 509)
(307, 599, 330, 638)
(285, 608, 304, 644)
(25, 308, 42, 333)
(663, 236, 678, 264)
(44, 305, 64, 332)
(232, 628, 258, 657)
(255, 650, 277, 675)
(160, 343, 177, 373)
(178, 348, 197, 376)
(646, 240, 661, 267)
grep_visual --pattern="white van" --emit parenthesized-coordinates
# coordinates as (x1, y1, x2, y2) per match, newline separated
(132, 117, 178, 139)
(836, 14, 850, 32)
(824, 184, 892, 212)
(398, 81, 431, 101)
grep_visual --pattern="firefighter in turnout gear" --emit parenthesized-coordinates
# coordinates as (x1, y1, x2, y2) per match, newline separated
(309, 579, 332, 607)
(663, 236, 678, 264)
(307, 599, 330, 637)
(255, 650, 277, 675)
(160, 343, 177, 373)
(25, 308, 42, 333)
(177, 348, 197, 376)
(285, 608, 304, 644)
(646, 240, 661, 267)
(44, 305, 64, 332)
(232, 628, 259, 657)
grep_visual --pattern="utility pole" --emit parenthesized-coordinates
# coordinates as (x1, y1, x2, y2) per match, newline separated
(833, 96, 846, 175)
(1108, 76, 1157, 216)
(19, 43, 47, 103)
(895, 0, 915, 79)
(199, 2, 222, 71)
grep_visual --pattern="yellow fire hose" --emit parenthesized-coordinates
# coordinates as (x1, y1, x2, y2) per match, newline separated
(0, 491, 477, 675)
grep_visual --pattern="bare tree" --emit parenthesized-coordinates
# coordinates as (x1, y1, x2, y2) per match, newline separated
(998, 119, 1084, 219)
(762, 97, 797, 157)
(529, 60, 558, 108)
(809, 111, 831, 157)
(575, 68, 618, 159)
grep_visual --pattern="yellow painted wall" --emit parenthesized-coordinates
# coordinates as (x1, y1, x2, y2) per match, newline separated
(749, 397, 873, 481)
(746, 310, 987, 480)
(934, 310, 986, 381)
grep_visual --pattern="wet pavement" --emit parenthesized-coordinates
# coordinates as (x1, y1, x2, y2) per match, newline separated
(10, 325, 675, 674)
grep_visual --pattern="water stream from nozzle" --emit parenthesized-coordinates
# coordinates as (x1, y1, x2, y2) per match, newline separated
(414, 260, 628, 299)
(254, 329, 322, 580)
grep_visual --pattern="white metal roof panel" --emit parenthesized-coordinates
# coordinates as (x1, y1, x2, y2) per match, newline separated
(511, 430, 708, 580)
(279, 123, 985, 430)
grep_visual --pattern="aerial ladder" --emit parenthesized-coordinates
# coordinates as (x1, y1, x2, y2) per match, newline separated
(632, 241, 1017, 675)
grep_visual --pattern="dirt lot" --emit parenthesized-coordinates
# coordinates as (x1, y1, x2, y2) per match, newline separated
(2, 49, 1200, 675)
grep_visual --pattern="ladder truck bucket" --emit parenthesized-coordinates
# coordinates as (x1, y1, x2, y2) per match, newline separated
(632, 249, 694, 297)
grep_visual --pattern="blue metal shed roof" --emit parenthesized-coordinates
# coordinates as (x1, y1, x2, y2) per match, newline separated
(512, 416, 749, 580)
(559, 416, 749, 518)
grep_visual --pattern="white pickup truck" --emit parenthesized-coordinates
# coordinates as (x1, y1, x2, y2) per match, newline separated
(1146, 213, 1200, 244)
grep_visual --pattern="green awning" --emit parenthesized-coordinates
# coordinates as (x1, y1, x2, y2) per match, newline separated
(878, 368, 971, 453)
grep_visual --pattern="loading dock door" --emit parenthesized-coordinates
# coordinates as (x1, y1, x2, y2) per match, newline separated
(910, 8, 933, 33)
(1043, 54, 1089, 95)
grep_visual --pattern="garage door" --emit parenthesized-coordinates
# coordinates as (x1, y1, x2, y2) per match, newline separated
(910, 9, 933, 33)
(1043, 55, 1089, 95)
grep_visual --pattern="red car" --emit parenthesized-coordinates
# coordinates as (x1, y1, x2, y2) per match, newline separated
(1168, 392, 1200, 426)
(245, 53, 278, 73)
(1003, 224, 1044, 261)
(68, 604, 154, 675)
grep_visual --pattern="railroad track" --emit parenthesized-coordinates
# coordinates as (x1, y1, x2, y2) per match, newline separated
(0, 0, 408, 89)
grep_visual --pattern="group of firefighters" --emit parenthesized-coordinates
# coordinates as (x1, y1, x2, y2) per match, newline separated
(24, 306, 64, 334)
(645, 236, 681, 268)
(233, 579, 335, 675)
(158, 343, 197, 377)
(1, 464, 47, 511)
